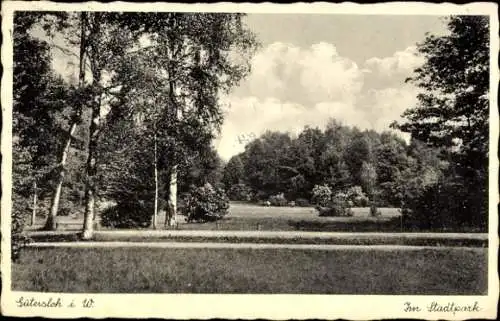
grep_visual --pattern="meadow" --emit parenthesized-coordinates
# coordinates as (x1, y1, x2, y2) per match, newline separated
(29, 202, 405, 232)
(12, 246, 487, 294)
(29, 202, 483, 233)
(17, 202, 487, 294)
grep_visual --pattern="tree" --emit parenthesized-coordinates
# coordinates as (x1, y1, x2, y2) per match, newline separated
(69, 13, 257, 233)
(345, 131, 376, 186)
(125, 13, 258, 226)
(243, 131, 292, 198)
(392, 16, 489, 229)
(222, 155, 245, 188)
(179, 145, 224, 193)
(359, 161, 377, 200)
(12, 12, 76, 258)
(374, 132, 410, 206)
(45, 13, 86, 230)
(394, 16, 489, 169)
(319, 121, 353, 191)
(13, 12, 72, 229)
(79, 12, 140, 239)
(97, 117, 161, 228)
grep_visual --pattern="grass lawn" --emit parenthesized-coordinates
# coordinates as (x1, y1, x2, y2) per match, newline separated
(28, 202, 405, 232)
(27, 202, 483, 233)
(12, 246, 487, 294)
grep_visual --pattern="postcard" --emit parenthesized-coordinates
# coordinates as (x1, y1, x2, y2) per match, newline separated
(1, 1, 498, 319)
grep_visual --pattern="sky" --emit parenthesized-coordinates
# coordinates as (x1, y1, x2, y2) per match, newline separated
(213, 14, 449, 160)
(39, 13, 449, 161)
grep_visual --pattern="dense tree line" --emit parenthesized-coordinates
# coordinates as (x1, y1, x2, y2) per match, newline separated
(222, 122, 444, 209)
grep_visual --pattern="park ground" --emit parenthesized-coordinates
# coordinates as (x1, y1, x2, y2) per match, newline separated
(29, 202, 416, 232)
(15, 202, 488, 294)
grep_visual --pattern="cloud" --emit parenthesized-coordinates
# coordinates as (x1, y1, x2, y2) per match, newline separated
(215, 43, 424, 160)
(216, 87, 420, 161)
(234, 41, 364, 106)
(357, 85, 420, 132)
(38, 33, 419, 160)
(363, 46, 424, 87)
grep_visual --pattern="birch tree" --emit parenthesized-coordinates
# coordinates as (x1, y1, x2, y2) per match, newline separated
(78, 12, 139, 239)
(44, 13, 86, 230)
(133, 13, 258, 226)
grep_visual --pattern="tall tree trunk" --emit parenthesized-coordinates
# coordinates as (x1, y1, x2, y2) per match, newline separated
(152, 131, 158, 229)
(31, 181, 37, 226)
(46, 12, 86, 231)
(82, 92, 101, 240)
(44, 123, 77, 230)
(167, 165, 178, 226)
(165, 37, 179, 228)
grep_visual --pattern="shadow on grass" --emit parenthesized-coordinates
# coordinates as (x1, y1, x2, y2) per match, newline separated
(290, 217, 403, 232)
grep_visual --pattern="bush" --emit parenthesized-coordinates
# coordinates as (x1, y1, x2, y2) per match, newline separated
(183, 183, 230, 222)
(316, 204, 346, 217)
(402, 172, 487, 231)
(228, 183, 253, 202)
(316, 198, 349, 217)
(100, 201, 153, 228)
(252, 191, 269, 203)
(311, 184, 332, 207)
(11, 199, 30, 262)
(295, 198, 310, 207)
(269, 193, 287, 206)
(59, 207, 71, 217)
(345, 186, 370, 207)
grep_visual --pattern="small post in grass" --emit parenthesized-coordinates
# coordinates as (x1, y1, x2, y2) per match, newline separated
(31, 181, 37, 226)
(400, 201, 404, 233)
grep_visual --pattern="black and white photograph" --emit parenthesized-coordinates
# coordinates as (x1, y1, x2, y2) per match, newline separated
(1, 1, 498, 319)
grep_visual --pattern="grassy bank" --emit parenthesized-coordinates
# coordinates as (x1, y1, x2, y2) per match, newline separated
(26, 231, 488, 247)
(12, 246, 487, 294)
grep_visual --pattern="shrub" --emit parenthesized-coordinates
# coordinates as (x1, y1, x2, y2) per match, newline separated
(228, 183, 253, 202)
(59, 207, 71, 217)
(316, 204, 346, 217)
(311, 184, 332, 207)
(11, 198, 30, 262)
(401, 172, 487, 231)
(332, 191, 348, 204)
(295, 198, 310, 207)
(183, 183, 230, 222)
(316, 198, 349, 217)
(252, 191, 269, 203)
(177, 192, 191, 217)
(100, 201, 153, 228)
(269, 193, 287, 206)
(345, 186, 370, 207)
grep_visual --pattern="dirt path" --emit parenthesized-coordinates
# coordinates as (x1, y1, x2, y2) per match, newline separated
(25, 241, 486, 251)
